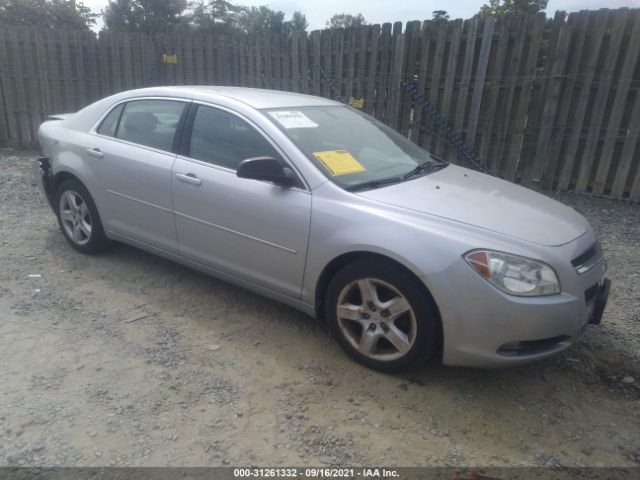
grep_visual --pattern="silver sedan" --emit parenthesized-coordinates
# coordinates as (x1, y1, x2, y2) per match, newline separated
(35, 86, 610, 370)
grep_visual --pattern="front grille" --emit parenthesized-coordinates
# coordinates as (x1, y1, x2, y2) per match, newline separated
(571, 243, 603, 274)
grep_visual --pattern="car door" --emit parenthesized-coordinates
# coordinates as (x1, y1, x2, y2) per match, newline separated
(171, 103, 311, 298)
(86, 98, 188, 253)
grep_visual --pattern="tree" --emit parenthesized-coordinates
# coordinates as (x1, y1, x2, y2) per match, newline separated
(284, 11, 308, 34)
(190, 2, 306, 35)
(480, 0, 547, 18)
(103, 0, 189, 33)
(237, 5, 286, 34)
(432, 10, 450, 21)
(326, 13, 367, 29)
(189, 0, 239, 32)
(0, 0, 97, 30)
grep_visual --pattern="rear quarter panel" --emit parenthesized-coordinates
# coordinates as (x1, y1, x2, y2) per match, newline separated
(37, 119, 101, 215)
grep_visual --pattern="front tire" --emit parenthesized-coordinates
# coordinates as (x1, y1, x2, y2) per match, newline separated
(55, 178, 110, 254)
(325, 259, 440, 372)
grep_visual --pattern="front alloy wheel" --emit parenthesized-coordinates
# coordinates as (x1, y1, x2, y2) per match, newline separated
(336, 278, 417, 361)
(326, 259, 440, 371)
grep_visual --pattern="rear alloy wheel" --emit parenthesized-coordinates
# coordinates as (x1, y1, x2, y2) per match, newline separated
(56, 179, 110, 253)
(326, 259, 440, 371)
(59, 190, 92, 246)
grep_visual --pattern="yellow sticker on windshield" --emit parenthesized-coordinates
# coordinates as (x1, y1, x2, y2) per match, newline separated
(313, 150, 366, 176)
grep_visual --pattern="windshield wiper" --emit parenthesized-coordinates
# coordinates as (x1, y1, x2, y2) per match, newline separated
(346, 161, 448, 192)
(402, 161, 447, 181)
(346, 176, 404, 192)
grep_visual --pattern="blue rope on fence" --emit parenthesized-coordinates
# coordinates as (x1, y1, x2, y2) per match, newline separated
(400, 80, 493, 176)
(317, 65, 347, 104)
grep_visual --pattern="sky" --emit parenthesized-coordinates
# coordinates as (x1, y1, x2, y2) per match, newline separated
(84, 0, 640, 31)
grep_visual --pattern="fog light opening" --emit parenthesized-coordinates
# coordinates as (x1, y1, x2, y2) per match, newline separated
(497, 336, 571, 357)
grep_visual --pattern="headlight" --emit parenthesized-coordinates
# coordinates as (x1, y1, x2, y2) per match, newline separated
(464, 250, 560, 296)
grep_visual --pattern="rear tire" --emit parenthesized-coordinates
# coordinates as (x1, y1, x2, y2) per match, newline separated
(325, 259, 440, 372)
(55, 178, 111, 254)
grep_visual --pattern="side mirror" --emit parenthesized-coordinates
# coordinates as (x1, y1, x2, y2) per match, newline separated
(236, 156, 297, 187)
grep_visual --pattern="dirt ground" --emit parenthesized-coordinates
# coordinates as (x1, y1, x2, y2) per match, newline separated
(1, 149, 639, 468)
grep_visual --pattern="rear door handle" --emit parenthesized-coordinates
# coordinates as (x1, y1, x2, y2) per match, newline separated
(176, 173, 202, 186)
(86, 148, 104, 158)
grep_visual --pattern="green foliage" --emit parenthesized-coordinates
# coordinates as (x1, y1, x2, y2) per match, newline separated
(480, 0, 547, 18)
(235, 5, 307, 34)
(237, 5, 285, 33)
(0, 0, 97, 30)
(103, 0, 307, 34)
(189, 0, 240, 32)
(103, 0, 189, 33)
(285, 11, 308, 34)
(326, 13, 367, 29)
(432, 10, 450, 21)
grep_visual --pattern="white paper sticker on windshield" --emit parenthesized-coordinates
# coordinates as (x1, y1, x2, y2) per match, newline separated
(268, 110, 318, 129)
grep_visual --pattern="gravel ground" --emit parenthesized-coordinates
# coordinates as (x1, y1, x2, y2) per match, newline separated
(0, 149, 639, 468)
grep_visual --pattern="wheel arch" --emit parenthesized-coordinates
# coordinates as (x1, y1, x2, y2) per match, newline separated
(51, 170, 107, 223)
(40, 169, 82, 209)
(53, 170, 81, 192)
(314, 251, 443, 338)
(46, 170, 80, 205)
(51, 169, 112, 253)
(315, 251, 444, 362)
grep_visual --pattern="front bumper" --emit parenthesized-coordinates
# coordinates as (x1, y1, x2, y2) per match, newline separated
(439, 234, 609, 368)
(495, 277, 610, 357)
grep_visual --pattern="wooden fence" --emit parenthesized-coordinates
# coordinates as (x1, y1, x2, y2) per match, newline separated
(1, 8, 639, 199)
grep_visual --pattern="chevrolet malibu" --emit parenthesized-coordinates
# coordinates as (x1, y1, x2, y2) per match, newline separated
(35, 86, 610, 371)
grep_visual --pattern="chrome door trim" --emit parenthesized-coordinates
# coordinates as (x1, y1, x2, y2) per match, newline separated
(87, 96, 192, 156)
(89, 96, 191, 134)
(173, 210, 298, 254)
(106, 189, 173, 214)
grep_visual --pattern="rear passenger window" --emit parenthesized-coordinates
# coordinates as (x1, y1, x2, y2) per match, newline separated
(188, 105, 279, 170)
(97, 104, 123, 137)
(116, 100, 186, 152)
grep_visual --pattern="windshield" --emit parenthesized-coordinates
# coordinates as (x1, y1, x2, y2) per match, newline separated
(263, 106, 446, 190)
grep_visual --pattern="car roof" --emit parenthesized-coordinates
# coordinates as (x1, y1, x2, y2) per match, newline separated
(146, 86, 342, 109)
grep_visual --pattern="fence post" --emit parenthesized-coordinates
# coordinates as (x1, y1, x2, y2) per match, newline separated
(466, 16, 494, 153)
(529, 17, 572, 185)
(386, 21, 405, 131)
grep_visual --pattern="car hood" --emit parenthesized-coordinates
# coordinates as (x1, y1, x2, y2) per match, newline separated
(357, 164, 589, 247)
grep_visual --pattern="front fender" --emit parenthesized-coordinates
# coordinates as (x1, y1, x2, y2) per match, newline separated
(302, 191, 466, 310)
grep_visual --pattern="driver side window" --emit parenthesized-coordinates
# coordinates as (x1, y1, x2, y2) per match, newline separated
(188, 105, 280, 170)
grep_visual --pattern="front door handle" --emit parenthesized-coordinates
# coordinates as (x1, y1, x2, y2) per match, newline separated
(86, 147, 104, 158)
(176, 173, 202, 186)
